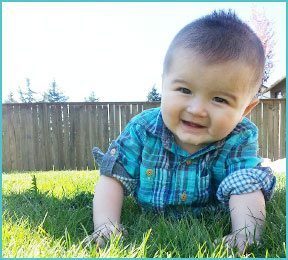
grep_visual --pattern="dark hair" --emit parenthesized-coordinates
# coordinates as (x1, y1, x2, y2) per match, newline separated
(163, 10, 265, 85)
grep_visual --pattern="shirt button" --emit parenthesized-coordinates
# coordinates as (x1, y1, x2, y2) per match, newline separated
(181, 192, 187, 202)
(110, 148, 116, 155)
(146, 169, 153, 177)
(186, 159, 192, 165)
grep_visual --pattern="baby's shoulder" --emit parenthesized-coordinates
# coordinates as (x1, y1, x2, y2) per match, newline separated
(227, 117, 258, 142)
(129, 107, 161, 129)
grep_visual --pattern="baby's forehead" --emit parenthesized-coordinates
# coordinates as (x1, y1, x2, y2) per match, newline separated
(173, 49, 258, 81)
(171, 48, 245, 66)
(165, 53, 260, 96)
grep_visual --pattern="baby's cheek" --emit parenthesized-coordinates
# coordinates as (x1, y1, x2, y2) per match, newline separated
(212, 118, 237, 139)
(162, 107, 178, 126)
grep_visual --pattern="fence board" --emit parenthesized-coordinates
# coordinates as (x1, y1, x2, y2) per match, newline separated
(95, 105, 104, 152)
(38, 104, 47, 170)
(50, 105, 60, 170)
(26, 105, 35, 170)
(19, 106, 29, 170)
(14, 105, 22, 170)
(114, 105, 120, 139)
(102, 105, 109, 152)
(120, 105, 126, 133)
(280, 100, 286, 158)
(5, 105, 14, 171)
(74, 105, 82, 170)
(58, 105, 65, 170)
(262, 102, 269, 158)
(10, 105, 20, 171)
(32, 105, 40, 170)
(16, 106, 23, 170)
(2, 105, 9, 172)
(79, 105, 88, 169)
(2, 100, 285, 172)
(62, 104, 70, 169)
(69, 105, 76, 170)
(108, 103, 116, 142)
(273, 101, 280, 160)
(256, 102, 263, 155)
(131, 104, 138, 118)
(46, 104, 53, 170)
(266, 100, 274, 160)
(87, 105, 95, 169)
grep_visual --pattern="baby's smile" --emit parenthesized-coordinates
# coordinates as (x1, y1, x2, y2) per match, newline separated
(181, 119, 206, 128)
(180, 119, 207, 134)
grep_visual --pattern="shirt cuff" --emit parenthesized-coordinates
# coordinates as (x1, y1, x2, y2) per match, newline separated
(92, 141, 137, 195)
(216, 166, 276, 204)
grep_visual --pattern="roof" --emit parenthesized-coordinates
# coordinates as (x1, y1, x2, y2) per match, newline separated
(261, 76, 286, 94)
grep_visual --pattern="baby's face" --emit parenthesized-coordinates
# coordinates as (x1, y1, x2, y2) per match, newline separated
(161, 48, 259, 153)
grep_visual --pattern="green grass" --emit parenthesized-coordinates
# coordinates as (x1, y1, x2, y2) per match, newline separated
(2, 170, 286, 258)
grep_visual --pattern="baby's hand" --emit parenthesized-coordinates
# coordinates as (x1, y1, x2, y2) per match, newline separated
(218, 232, 260, 253)
(83, 223, 127, 248)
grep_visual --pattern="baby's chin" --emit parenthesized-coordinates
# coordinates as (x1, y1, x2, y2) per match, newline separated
(178, 136, 220, 147)
(176, 133, 208, 145)
(175, 137, 206, 150)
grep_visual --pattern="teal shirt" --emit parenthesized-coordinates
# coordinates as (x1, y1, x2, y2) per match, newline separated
(93, 108, 276, 214)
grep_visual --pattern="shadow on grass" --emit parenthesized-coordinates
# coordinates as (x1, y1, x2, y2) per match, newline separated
(2, 187, 144, 246)
(2, 181, 286, 257)
(3, 189, 95, 244)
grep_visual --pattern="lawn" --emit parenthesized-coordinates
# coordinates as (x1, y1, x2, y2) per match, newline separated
(2, 170, 286, 258)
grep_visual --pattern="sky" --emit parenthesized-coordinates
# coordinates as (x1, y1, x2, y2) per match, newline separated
(2, 2, 286, 102)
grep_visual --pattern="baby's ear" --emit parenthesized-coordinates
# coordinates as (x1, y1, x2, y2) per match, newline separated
(242, 98, 259, 117)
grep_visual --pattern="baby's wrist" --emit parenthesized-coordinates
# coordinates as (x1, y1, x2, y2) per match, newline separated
(95, 222, 125, 233)
(83, 222, 127, 247)
(231, 231, 260, 243)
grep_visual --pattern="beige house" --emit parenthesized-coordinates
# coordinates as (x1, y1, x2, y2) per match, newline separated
(265, 77, 286, 98)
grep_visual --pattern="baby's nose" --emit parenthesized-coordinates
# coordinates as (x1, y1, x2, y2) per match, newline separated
(186, 99, 208, 117)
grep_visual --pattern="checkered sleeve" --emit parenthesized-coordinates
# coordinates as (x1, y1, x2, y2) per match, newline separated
(216, 166, 276, 204)
(92, 121, 144, 196)
(216, 126, 276, 204)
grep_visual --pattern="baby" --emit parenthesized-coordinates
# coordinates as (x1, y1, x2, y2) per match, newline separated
(87, 10, 276, 252)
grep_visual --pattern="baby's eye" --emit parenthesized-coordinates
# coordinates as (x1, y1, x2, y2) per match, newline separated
(213, 97, 228, 104)
(178, 87, 191, 94)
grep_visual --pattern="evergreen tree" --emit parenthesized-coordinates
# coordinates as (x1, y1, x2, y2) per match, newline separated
(18, 87, 25, 102)
(4, 91, 17, 103)
(84, 91, 99, 102)
(18, 78, 37, 103)
(147, 85, 161, 102)
(43, 79, 69, 102)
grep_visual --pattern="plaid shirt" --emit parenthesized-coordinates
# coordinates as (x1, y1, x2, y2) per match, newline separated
(93, 108, 276, 214)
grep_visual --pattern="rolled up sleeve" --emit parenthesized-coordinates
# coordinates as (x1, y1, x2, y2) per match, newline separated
(216, 166, 276, 204)
(216, 128, 276, 204)
(92, 121, 145, 196)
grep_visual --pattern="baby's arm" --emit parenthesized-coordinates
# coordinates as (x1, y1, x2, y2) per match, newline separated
(93, 175, 124, 229)
(86, 175, 125, 246)
(89, 120, 144, 245)
(215, 126, 275, 253)
(225, 190, 265, 252)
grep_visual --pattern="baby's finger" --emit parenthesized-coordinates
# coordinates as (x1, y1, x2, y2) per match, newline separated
(95, 236, 107, 248)
(82, 235, 94, 246)
(225, 234, 248, 253)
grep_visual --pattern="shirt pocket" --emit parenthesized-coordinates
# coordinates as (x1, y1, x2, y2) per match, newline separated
(137, 162, 171, 208)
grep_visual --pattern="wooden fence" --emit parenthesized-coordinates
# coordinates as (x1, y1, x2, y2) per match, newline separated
(2, 99, 286, 172)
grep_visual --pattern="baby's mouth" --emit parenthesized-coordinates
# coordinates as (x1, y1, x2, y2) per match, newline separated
(181, 120, 206, 128)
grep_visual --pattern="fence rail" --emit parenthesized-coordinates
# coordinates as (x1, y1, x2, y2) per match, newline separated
(2, 99, 286, 172)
